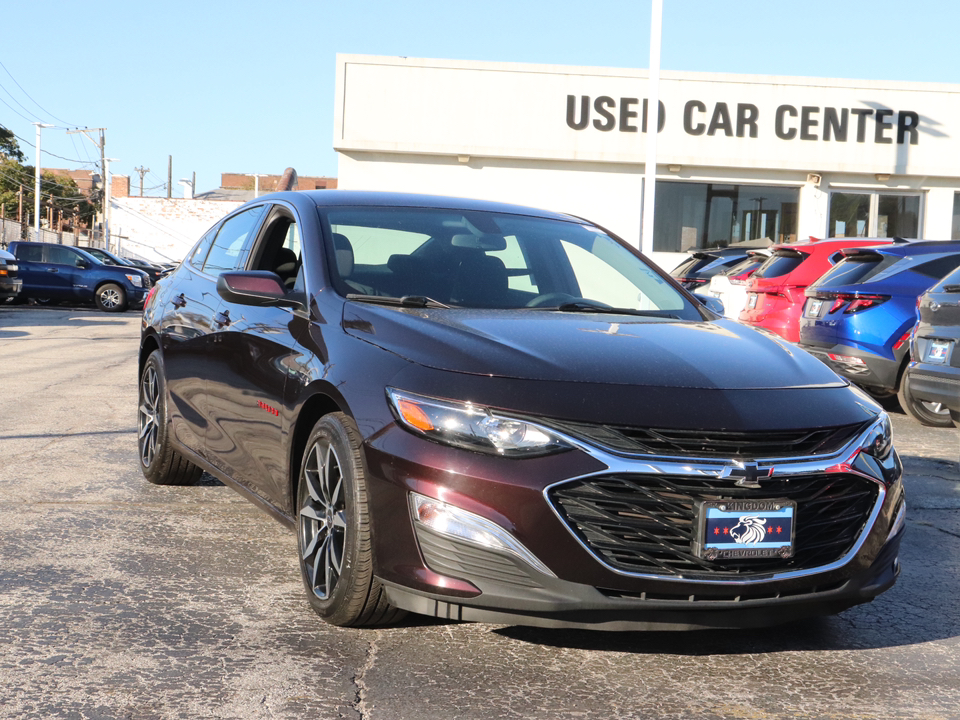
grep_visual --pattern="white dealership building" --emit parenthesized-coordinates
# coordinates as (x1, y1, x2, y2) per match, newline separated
(334, 54, 960, 270)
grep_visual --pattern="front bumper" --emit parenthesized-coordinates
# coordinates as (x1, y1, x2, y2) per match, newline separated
(364, 415, 904, 630)
(0, 277, 22, 300)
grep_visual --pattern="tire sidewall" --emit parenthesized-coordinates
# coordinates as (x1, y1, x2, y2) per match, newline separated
(140, 352, 171, 478)
(899, 370, 954, 428)
(96, 283, 127, 312)
(296, 414, 370, 624)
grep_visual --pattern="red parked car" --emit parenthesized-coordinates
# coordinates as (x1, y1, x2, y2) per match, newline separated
(740, 238, 896, 342)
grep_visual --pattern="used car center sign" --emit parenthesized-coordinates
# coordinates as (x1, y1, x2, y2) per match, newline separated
(335, 55, 958, 176)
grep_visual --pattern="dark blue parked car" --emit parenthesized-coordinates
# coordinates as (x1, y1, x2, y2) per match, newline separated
(798, 241, 960, 427)
(9, 241, 150, 312)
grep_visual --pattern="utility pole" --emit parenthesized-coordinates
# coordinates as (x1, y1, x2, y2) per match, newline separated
(66, 127, 107, 243)
(167, 156, 172, 199)
(32, 123, 54, 236)
(134, 166, 150, 196)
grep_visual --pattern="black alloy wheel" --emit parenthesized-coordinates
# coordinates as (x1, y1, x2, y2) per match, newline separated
(898, 369, 954, 428)
(138, 351, 203, 485)
(296, 413, 404, 627)
(95, 282, 127, 312)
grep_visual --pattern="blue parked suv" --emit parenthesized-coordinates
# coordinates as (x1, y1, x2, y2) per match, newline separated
(798, 240, 960, 426)
(9, 241, 150, 312)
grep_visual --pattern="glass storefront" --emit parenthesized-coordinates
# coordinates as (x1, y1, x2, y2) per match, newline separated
(653, 182, 798, 252)
(828, 192, 920, 238)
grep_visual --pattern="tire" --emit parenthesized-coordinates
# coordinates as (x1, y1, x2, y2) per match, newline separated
(138, 351, 204, 485)
(296, 413, 405, 627)
(95, 283, 127, 312)
(898, 370, 954, 428)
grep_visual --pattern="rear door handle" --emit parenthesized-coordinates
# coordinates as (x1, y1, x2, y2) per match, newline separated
(215, 309, 231, 328)
(172, 293, 186, 308)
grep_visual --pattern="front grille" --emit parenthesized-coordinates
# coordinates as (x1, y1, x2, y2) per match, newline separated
(553, 421, 866, 459)
(549, 473, 879, 578)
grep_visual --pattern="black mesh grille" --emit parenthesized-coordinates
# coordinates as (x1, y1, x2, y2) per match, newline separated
(554, 421, 866, 459)
(549, 473, 879, 578)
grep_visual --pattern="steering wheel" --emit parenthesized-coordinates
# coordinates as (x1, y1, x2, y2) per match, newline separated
(525, 292, 577, 308)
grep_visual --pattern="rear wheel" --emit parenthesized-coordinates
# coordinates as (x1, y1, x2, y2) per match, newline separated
(898, 370, 954, 428)
(96, 283, 127, 312)
(296, 413, 404, 627)
(138, 351, 203, 485)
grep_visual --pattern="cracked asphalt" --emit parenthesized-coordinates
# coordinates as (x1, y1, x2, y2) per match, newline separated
(1, 306, 959, 720)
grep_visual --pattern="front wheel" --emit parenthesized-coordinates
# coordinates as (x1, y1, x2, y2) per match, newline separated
(898, 370, 954, 428)
(138, 351, 204, 485)
(95, 283, 127, 312)
(296, 413, 404, 627)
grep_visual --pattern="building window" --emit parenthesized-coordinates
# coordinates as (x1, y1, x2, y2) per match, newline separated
(653, 182, 798, 252)
(828, 191, 920, 239)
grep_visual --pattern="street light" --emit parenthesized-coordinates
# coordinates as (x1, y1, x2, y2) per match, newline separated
(32, 122, 54, 236)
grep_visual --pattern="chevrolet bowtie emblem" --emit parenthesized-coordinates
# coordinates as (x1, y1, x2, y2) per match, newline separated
(719, 460, 773, 488)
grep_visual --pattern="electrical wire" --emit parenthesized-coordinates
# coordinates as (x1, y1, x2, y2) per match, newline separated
(0, 58, 80, 127)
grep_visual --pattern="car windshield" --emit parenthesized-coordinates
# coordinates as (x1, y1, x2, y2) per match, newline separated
(321, 207, 700, 318)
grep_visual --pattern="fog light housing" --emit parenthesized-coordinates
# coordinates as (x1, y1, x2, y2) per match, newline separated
(410, 493, 555, 577)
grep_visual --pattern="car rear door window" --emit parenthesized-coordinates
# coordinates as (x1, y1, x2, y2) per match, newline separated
(202, 205, 267, 274)
(15, 244, 42, 262)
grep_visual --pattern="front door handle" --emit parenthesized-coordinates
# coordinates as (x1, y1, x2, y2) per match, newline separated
(46, 268, 59, 273)
(172, 293, 186, 308)
(215, 309, 231, 328)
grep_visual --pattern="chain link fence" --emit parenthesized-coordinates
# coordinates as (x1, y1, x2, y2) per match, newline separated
(0, 217, 108, 251)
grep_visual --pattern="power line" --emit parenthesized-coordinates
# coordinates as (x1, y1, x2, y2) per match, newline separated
(0, 123, 95, 165)
(0, 58, 79, 127)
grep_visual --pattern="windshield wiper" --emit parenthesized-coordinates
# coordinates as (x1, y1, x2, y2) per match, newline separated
(543, 301, 678, 318)
(346, 293, 453, 308)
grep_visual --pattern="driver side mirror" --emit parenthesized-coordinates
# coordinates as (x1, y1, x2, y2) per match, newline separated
(217, 270, 303, 309)
(699, 294, 724, 315)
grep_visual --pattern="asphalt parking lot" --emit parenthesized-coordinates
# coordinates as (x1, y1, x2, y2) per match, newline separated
(1, 305, 959, 720)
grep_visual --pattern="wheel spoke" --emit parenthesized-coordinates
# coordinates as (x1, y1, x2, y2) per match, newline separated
(332, 510, 347, 529)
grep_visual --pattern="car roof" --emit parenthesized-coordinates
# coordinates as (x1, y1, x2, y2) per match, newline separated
(251, 189, 585, 223)
(842, 240, 960, 258)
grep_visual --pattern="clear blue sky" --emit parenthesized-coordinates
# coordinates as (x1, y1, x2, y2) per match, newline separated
(2, 0, 959, 195)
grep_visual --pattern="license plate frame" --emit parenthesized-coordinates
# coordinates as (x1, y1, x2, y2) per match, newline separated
(747, 293, 758, 309)
(805, 298, 823, 318)
(693, 499, 796, 561)
(926, 338, 950, 364)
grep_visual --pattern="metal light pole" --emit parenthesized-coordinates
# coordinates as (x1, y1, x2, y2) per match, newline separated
(32, 123, 54, 236)
(104, 158, 118, 252)
(641, 0, 663, 257)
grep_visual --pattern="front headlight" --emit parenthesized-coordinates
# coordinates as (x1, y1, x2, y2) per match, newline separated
(125, 273, 143, 288)
(860, 412, 893, 461)
(387, 388, 571, 457)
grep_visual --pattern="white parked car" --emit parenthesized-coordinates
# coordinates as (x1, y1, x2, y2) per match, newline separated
(707, 249, 772, 319)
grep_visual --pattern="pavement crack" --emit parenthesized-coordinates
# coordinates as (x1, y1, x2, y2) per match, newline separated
(915, 519, 960, 540)
(353, 632, 380, 720)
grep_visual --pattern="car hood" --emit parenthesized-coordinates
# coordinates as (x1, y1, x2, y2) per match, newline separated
(342, 304, 845, 390)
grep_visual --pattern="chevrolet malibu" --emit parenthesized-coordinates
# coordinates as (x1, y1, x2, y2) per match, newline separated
(138, 190, 904, 631)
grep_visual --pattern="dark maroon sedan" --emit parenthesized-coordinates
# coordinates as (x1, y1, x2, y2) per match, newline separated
(138, 191, 904, 630)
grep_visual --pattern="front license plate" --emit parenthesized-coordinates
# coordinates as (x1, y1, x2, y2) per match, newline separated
(926, 339, 950, 364)
(805, 298, 823, 318)
(695, 499, 796, 561)
(747, 293, 758, 309)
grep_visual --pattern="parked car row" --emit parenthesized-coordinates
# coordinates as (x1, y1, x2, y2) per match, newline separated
(1, 241, 170, 312)
(675, 237, 960, 427)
